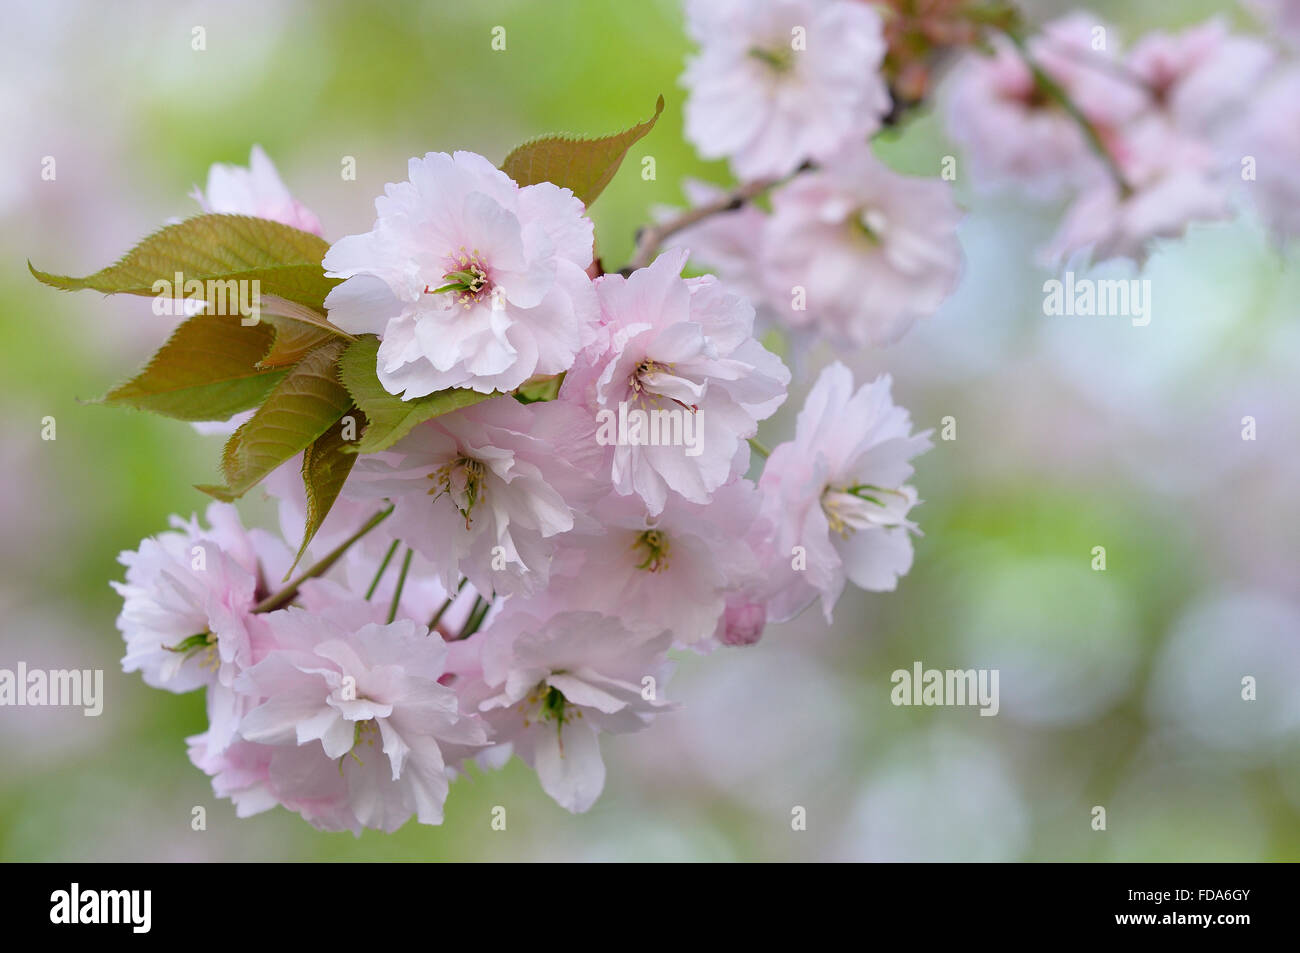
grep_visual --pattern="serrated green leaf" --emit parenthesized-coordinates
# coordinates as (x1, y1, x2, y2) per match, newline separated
(30, 214, 339, 311)
(337, 336, 498, 453)
(199, 339, 351, 501)
(292, 407, 366, 571)
(100, 313, 286, 420)
(500, 95, 664, 207)
(258, 296, 353, 368)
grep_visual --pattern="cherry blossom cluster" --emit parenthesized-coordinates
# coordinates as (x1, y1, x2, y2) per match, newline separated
(944, 8, 1300, 262)
(674, 0, 964, 348)
(672, 1, 1300, 353)
(115, 136, 928, 829)
(103, 0, 1300, 834)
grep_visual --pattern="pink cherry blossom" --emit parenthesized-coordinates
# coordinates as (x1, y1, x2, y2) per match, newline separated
(236, 604, 488, 833)
(949, 12, 1143, 198)
(187, 734, 280, 820)
(1041, 114, 1231, 266)
(113, 502, 288, 696)
(760, 362, 931, 622)
(565, 249, 788, 515)
(538, 481, 766, 647)
(761, 145, 963, 347)
(944, 36, 1102, 198)
(1126, 18, 1273, 136)
(475, 608, 674, 813)
(1221, 66, 1300, 243)
(707, 500, 780, 649)
(1027, 12, 1148, 127)
(322, 151, 599, 398)
(192, 144, 323, 236)
(681, 0, 890, 179)
(344, 396, 607, 597)
(113, 503, 293, 753)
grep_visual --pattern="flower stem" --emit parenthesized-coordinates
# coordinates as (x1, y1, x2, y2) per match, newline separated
(253, 505, 394, 614)
(429, 577, 468, 630)
(749, 437, 771, 459)
(365, 539, 401, 600)
(386, 546, 414, 625)
(457, 595, 492, 640)
(1004, 30, 1132, 198)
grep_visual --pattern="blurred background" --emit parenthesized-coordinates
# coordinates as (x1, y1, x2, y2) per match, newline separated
(1, 0, 1297, 861)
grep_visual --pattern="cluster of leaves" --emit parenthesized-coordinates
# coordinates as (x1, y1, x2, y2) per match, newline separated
(30, 96, 664, 571)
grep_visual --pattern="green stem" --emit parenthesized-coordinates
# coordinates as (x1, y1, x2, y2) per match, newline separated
(365, 539, 401, 601)
(386, 547, 414, 625)
(1005, 30, 1132, 198)
(457, 595, 492, 640)
(429, 578, 468, 630)
(749, 437, 771, 459)
(254, 505, 394, 614)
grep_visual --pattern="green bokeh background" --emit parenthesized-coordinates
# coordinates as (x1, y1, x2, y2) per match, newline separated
(1, 0, 1297, 861)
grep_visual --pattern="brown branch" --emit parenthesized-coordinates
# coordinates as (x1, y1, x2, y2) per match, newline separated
(624, 177, 780, 273)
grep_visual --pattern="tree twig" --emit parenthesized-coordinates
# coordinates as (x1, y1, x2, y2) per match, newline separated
(253, 505, 394, 613)
(625, 177, 779, 273)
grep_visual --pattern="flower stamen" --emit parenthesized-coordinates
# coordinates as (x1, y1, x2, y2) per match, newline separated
(821, 483, 911, 537)
(163, 631, 219, 672)
(424, 248, 492, 309)
(339, 718, 379, 773)
(630, 360, 699, 412)
(428, 457, 486, 530)
(631, 529, 671, 572)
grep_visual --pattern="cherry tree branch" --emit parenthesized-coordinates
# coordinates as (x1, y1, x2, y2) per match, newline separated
(624, 176, 781, 273)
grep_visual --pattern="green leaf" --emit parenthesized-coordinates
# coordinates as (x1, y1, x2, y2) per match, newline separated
(500, 94, 665, 207)
(199, 339, 352, 501)
(258, 296, 354, 368)
(100, 313, 285, 420)
(258, 316, 339, 369)
(29, 214, 339, 311)
(337, 336, 497, 453)
(292, 408, 366, 571)
(514, 373, 563, 404)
